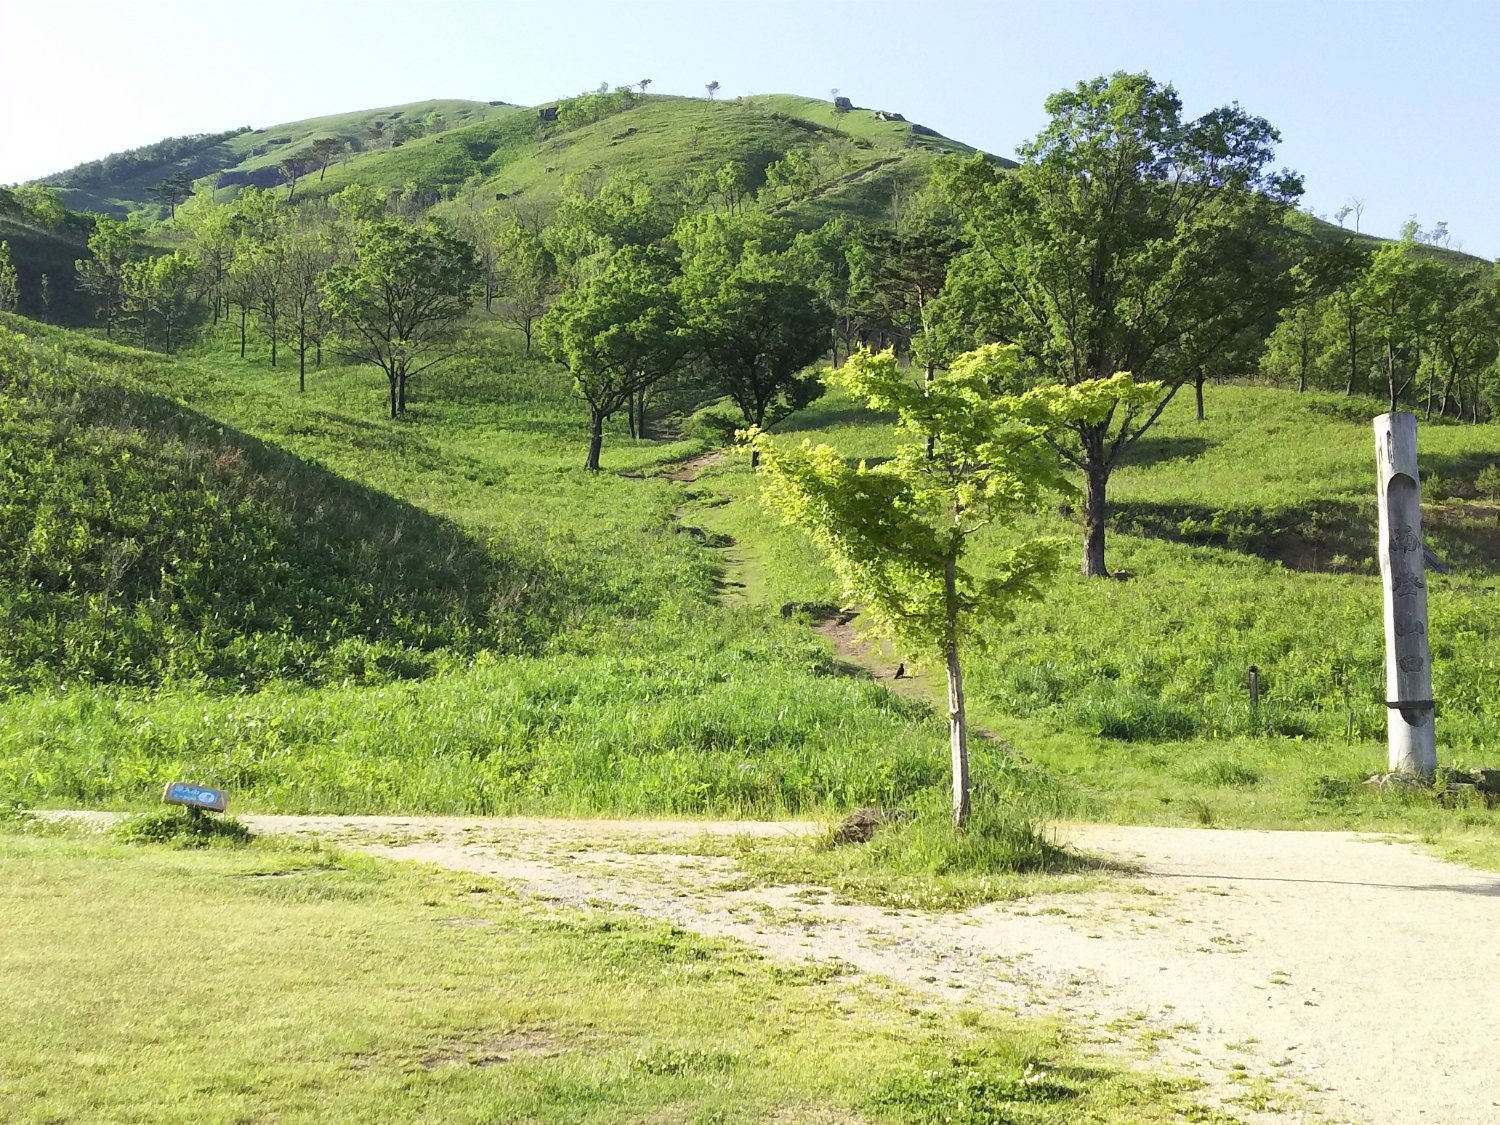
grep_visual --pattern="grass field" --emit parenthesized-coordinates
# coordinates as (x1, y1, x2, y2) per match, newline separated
(0, 820, 1214, 1125)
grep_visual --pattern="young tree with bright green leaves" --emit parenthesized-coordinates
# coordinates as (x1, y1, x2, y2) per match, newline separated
(279, 215, 335, 391)
(322, 218, 481, 419)
(749, 344, 1156, 826)
(540, 244, 689, 470)
(492, 216, 558, 353)
(176, 194, 237, 324)
(119, 250, 203, 352)
(1261, 297, 1328, 392)
(234, 222, 290, 368)
(74, 216, 139, 337)
(938, 72, 1307, 577)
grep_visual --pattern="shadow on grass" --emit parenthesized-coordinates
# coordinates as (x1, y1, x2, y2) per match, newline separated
(1112, 494, 1500, 576)
(772, 402, 894, 434)
(1118, 433, 1214, 467)
(1109, 498, 1377, 573)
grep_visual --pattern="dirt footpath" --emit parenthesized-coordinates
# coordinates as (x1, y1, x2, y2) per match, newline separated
(241, 815, 1500, 1125)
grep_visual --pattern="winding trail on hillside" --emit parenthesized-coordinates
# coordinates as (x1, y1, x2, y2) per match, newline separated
(218, 812, 1500, 1125)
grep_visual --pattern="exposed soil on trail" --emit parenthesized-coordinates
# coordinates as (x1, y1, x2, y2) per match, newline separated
(665, 449, 726, 483)
(224, 812, 1500, 1125)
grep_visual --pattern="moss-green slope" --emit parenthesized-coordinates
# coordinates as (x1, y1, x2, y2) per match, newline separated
(0, 320, 552, 690)
(47, 100, 523, 217)
(43, 94, 990, 230)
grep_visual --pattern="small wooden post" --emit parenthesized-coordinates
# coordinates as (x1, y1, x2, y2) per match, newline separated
(1374, 413, 1437, 778)
(1248, 665, 1260, 714)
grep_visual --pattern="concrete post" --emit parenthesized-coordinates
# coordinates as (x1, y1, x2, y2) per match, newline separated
(1374, 412, 1437, 778)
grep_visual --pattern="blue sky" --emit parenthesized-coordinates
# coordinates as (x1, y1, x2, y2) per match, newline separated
(5, 0, 1497, 258)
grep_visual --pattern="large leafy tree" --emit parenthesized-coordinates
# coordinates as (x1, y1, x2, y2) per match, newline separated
(540, 245, 689, 470)
(543, 175, 669, 284)
(940, 72, 1307, 576)
(1357, 240, 1442, 414)
(750, 345, 1153, 826)
(1426, 264, 1499, 421)
(74, 217, 138, 337)
(323, 217, 480, 419)
(678, 212, 832, 462)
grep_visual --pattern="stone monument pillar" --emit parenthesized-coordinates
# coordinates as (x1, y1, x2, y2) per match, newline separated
(1374, 412, 1436, 778)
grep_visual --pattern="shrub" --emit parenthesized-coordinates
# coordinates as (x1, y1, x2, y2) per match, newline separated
(111, 807, 253, 847)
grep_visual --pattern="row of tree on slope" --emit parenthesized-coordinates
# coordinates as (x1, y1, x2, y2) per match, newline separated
(17, 72, 1500, 579)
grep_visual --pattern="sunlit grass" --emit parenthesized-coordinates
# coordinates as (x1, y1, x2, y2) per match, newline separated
(0, 825, 1210, 1124)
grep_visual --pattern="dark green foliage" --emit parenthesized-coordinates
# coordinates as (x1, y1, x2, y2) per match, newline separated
(40, 129, 251, 191)
(938, 72, 1308, 576)
(0, 203, 92, 324)
(541, 244, 688, 469)
(677, 211, 832, 431)
(322, 214, 482, 417)
(0, 327, 550, 690)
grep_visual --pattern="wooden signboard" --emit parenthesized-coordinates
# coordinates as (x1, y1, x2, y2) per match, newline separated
(162, 782, 229, 813)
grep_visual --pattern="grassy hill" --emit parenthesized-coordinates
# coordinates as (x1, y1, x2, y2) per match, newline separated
(0, 316, 951, 813)
(0, 320, 560, 690)
(3, 90, 1498, 861)
(38, 93, 991, 229)
(42, 100, 524, 218)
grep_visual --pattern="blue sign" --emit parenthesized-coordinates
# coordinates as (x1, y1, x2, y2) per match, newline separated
(162, 782, 229, 812)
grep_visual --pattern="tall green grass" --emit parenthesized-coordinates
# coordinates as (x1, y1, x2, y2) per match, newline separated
(0, 613, 966, 814)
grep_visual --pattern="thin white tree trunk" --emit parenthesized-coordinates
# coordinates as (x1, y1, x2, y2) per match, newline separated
(1374, 412, 1436, 778)
(944, 554, 970, 827)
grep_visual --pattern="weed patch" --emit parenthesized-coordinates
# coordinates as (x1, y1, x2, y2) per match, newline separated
(111, 807, 253, 847)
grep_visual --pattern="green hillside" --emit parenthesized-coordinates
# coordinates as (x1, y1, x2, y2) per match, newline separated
(42, 100, 524, 218)
(0, 315, 956, 813)
(0, 321, 557, 690)
(694, 382, 1500, 752)
(4, 83, 1498, 866)
(37, 93, 990, 229)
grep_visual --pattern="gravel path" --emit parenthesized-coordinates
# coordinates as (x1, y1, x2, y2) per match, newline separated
(214, 814, 1500, 1125)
